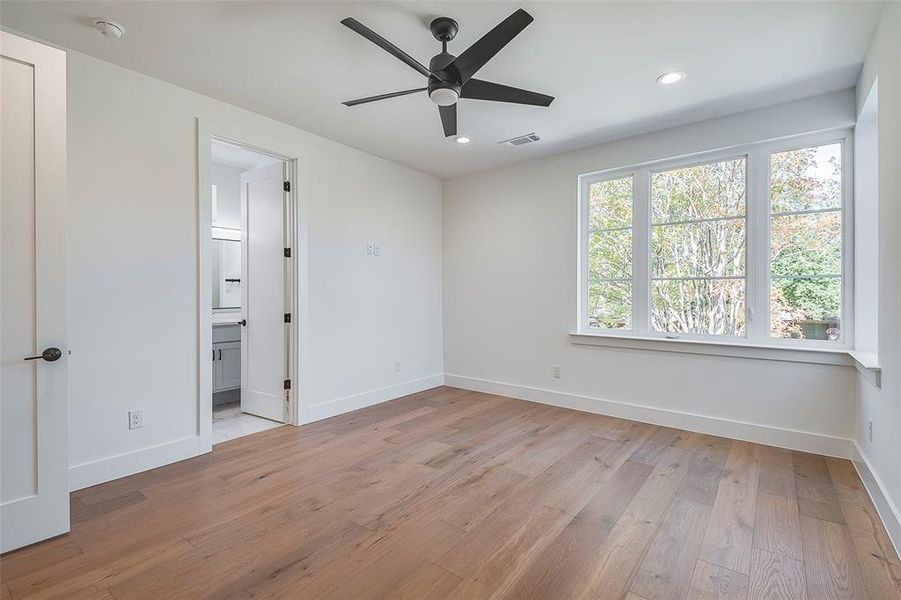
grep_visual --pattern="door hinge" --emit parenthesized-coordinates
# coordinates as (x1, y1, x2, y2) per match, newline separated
(284, 313, 291, 323)
(284, 247, 291, 258)
(283, 181, 291, 192)
(284, 379, 291, 390)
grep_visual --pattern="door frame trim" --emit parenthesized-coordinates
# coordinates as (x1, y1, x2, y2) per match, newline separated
(196, 120, 302, 452)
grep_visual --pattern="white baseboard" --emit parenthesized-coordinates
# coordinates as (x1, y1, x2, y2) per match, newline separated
(67, 376, 444, 491)
(444, 374, 853, 458)
(69, 435, 204, 492)
(852, 441, 901, 558)
(300, 374, 445, 424)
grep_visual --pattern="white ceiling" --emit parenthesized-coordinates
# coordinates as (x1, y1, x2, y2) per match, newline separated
(1, 1, 883, 179)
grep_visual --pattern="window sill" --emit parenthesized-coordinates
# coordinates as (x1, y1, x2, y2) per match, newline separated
(569, 331, 859, 367)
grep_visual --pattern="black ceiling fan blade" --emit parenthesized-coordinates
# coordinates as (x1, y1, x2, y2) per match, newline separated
(341, 18, 433, 78)
(439, 104, 457, 137)
(461, 79, 553, 107)
(343, 87, 427, 107)
(446, 9, 533, 84)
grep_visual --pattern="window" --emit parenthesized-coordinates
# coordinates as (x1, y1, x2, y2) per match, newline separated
(579, 131, 850, 348)
(769, 143, 843, 341)
(651, 158, 747, 336)
(587, 175, 633, 329)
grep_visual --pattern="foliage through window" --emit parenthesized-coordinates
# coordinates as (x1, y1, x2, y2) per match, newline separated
(579, 133, 849, 347)
(769, 143, 843, 341)
(651, 158, 746, 336)
(587, 176, 633, 329)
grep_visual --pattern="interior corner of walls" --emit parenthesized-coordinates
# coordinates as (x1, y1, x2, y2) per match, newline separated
(68, 436, 205, 492)
(852, 441, 901, 558)
(300, 374, 445, 424)
(443, 374, 854, 459)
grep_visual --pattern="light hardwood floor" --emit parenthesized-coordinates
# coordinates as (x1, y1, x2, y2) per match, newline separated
(2, 386, 899, 599)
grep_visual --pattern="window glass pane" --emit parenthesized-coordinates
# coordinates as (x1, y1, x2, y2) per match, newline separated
(587, 175, 633, 330)
(771, 277, 841, 340)
(770, 143, 841, 213)
(651, 279, 745, 336)
(589, 281, 632, 330)
(651, 158, 746, 223)
(589, 177, 632, 230)
(652, 220, 745, 278)
(590, 229, 632, 280)
(769, 143, 843, 341)
(771, 212, 841, 277)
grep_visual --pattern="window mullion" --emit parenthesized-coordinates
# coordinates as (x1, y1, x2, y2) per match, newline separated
(748, 146, 769, 345)
(633, 168, 651, 335)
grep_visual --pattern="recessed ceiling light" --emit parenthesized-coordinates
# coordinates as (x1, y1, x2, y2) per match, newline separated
(455, 136, 471, 144)
(657, 71, 686, 85)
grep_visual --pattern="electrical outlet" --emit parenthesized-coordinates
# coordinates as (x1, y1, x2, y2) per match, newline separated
(868, 419, 873, 443)
(128, 409, 144, 430)
(394, 360, 401, 374)
(552, 364, 562, 379)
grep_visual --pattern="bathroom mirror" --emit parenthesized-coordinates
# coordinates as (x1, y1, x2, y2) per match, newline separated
(212, 238, 242, 310)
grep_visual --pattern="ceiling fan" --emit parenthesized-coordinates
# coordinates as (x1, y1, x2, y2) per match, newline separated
(340, 8, 554, 138)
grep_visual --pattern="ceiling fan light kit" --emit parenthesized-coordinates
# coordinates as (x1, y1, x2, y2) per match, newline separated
(341, 8, 554, 138)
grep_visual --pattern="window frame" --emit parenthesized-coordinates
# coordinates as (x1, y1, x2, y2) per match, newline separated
(579, 167, 638, 333)
(577, 128, 854, 351)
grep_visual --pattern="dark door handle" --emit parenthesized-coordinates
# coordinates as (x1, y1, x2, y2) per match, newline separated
(218, 349, 222, 360)
(24, 347, 62, 362)
(238, 319, 246, 326)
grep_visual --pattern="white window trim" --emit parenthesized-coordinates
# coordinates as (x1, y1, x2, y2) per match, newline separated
(576, 128, 856, 362)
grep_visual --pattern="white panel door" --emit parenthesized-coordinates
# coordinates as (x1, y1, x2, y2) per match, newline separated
(240, 163, 286, 422)
(1, 32, 69, 553)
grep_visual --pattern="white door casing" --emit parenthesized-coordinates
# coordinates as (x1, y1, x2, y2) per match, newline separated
(0, 32, 69, 553)
(240, 163, 286, 422)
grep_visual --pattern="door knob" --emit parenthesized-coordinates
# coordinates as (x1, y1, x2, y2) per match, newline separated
(24, 347, 63, 362)
(238, 319, 247, 326)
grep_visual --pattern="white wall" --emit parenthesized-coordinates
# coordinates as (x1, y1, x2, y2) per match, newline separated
(854, 2, 901, 553)
(210, 162, 242, 230)
(443, 90, 858, 458)
(64, 49, 443, 488)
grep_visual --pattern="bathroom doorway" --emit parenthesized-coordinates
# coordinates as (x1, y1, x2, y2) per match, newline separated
(208, 139, 295, 445)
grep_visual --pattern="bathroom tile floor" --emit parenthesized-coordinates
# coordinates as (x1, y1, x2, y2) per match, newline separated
(212, 401, 282, 445)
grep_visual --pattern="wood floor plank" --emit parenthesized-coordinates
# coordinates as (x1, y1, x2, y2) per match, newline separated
(749, 547, 806, 600)
(447, 506, 574, 599)
(392, 561, 462, 600)
(2, 386, 894, 600)
(433, 436, 619, 579)
(572, 447, 692, 599)
(758, 446, 797, 499)
(794, 451, 845, 524)
(630, 496, 713, 600)
(800, 515, 868, 599)
(753, 491, 803, 560)
(698, 440, 761, 575)
(676, 434, 732, 506)
(845, 522, 901, 600)
(500, 460, 654, 600)
(687, 560, 749, 599)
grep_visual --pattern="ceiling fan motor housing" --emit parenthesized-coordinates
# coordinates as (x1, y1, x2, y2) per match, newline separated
(428, 51, 461, 106)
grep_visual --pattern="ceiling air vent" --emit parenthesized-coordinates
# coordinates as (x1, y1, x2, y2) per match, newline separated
(499, 133, 541, 147)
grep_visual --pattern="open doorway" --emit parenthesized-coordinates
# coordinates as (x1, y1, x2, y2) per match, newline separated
(209, 139, 294, 445)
